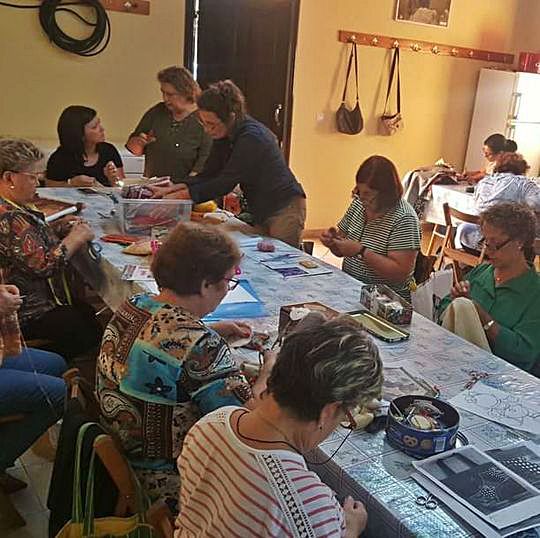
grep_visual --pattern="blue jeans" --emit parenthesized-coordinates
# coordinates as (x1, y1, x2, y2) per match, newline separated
(0, 349, 67, 472)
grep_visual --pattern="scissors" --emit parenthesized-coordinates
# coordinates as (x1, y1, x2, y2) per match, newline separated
(415, 493, 438, 510)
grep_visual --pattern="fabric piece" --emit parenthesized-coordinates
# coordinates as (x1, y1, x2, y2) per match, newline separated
(438, 264, 540, 372)
(474, 173, 540, 213)
(129, 103, 212, 182)
(175, 406, 346, 538)
(46, 142, 123, 187)
(187, 116, 305, 224)
(0, 348, 66, 472)
(0, 198, 69, 325)
(441, 297, 491, 351)
(96, 294, 252, 475)
(0, 312, 21, 365)
(338, 197, 421, 299)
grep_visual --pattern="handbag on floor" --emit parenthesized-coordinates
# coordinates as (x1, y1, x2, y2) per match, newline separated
(55, 423, 157, 538)
(379, 47, 404, 135)
(336, 42, 364, 134)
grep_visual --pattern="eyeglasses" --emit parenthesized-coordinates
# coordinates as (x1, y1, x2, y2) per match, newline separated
(225, 277, 240, 291)
(482, 237, 513, 252)
(16, 171, 45, 182)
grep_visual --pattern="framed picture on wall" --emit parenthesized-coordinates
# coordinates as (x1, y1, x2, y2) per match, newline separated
(395, 0, 452, 28)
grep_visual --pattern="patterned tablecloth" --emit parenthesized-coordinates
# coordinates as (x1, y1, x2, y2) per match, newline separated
(41, 188, 540, 538)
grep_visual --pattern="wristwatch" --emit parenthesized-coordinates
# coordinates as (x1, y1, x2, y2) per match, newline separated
(483, 320, 495, 332)
(357, 244, 367, 258)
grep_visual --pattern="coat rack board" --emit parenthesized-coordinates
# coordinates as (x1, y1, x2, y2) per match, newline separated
(100, 0, 150, 15)
(339, 30, 514, 65)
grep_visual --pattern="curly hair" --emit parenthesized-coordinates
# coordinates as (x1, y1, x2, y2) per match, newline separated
(157, 66, 200, 102)
(0, 138, 44, 175)
(267, 316, 384, 422)
(197, 80, 247, 124)
(480, 203, 537, 261)
(493, 152, 529, 175)
(150, 222, 241, 295)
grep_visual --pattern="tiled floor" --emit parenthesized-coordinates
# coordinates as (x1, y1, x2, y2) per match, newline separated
(4, 448, 53, 537)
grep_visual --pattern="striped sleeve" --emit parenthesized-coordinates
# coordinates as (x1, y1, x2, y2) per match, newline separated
(388, 212, 420, 251)
(337, 201, 357, 235)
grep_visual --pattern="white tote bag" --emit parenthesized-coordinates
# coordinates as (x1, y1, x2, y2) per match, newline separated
(411, 269, 453, 321)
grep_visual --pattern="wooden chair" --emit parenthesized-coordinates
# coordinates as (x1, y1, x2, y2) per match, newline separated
(64, 369, 174, 538)
(0, 415, 26, 530)
(436, 203, 486, 283)
(425, 222, 447, 259)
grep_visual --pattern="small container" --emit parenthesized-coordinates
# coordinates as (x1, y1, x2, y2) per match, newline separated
(360, 284, 412, 325)
(386, 395, 460, 458)
(118, 198, 192, 235)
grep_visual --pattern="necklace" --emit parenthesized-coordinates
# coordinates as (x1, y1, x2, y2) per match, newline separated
(234, 410, 351, 466)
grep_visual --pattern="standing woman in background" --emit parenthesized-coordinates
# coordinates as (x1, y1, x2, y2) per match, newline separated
(463, 133, 518, 184)
(46, 105, 124, 187)
(126, 66, 212, 183)
(151, 80, 307, 248)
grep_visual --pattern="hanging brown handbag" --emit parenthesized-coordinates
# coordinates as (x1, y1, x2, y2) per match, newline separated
(336, 42, 364, 134)
(379, 47, 404, 136)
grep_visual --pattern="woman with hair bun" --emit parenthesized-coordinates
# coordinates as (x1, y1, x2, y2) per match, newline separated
(464, 133, 518, 184)
(151, 80, 306, 248)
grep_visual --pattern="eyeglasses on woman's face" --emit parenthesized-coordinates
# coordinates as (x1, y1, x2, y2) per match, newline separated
(224, 277, 240, 291)
(481, 236, 513, 252)
(15, 171, 45, 183)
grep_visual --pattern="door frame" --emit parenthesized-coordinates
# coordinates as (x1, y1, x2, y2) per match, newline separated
(183, 0, 300, 161)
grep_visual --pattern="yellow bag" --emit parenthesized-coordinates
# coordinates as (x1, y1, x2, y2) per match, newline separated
(56, 424, 157, 538)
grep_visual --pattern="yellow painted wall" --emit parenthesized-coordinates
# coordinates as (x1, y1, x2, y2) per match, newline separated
(0, 0, 184, 143)
(290, 0, 525, 228)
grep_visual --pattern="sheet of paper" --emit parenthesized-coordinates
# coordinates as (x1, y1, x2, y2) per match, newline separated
(121, 264, 155, 281)
(221, 283, 258, 304)
(412, 473, 540, 537)
(262, 260, 333, 278)
(413, 446, 540, 530)
(451, 384, 540, 435)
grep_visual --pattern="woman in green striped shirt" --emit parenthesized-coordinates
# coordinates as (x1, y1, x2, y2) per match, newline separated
(321, 155, 420, 300)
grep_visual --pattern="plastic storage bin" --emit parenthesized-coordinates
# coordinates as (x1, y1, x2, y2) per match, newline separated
(118, 198, 192, 235)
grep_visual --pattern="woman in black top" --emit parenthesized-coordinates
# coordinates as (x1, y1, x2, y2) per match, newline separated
(46, 106, 124, 187)
(152, 80, 306, 248)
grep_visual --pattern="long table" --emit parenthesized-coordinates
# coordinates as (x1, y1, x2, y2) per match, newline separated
(42, 188, 540, 538)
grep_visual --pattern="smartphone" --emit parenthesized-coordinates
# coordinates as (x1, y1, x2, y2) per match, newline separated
(348, 310, 410, 343)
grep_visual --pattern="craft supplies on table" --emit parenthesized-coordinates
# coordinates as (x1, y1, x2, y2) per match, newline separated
(348, 310, 410, 342)
(262, 259, 333, 279)
(360, 284, 413, 325)
(278, 302, 339, 339)
(386, 395, 460, 458)
(412, 445, 540, 532)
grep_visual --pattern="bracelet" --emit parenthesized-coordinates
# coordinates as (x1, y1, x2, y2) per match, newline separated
(357, 244, 367, 258)
(483, 319, 495, 332)
(67, 178, 72, 186)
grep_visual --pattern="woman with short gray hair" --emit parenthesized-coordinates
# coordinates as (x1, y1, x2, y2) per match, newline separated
(175, 316, 383, 537)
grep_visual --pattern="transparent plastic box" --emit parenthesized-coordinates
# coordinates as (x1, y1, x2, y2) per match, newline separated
(118, 198, 192, 235)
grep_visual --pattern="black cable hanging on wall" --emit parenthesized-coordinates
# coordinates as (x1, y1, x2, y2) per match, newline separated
(0, 0, 111, 56)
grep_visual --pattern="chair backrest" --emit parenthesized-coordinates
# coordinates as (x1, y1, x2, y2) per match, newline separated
(437, 203, 485, 282)
(63, 368, 100, 421)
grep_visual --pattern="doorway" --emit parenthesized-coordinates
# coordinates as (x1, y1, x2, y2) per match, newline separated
(184, 0, 300, 160)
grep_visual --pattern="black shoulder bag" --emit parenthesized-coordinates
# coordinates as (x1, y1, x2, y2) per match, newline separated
(379, 47, 404, 136)
(336, 43, 364, 135)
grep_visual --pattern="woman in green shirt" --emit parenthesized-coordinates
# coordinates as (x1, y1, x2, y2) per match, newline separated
(439, 203, 539, 374)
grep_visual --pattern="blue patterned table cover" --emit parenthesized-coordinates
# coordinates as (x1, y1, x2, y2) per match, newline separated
(41, 188, 540, 538)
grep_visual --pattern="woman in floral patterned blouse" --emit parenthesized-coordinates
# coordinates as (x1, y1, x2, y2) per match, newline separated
(0, 138, 102, 360)
(96, 222, 274, 512)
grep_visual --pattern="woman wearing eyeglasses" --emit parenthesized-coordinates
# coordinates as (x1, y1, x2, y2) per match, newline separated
(175, 316, 382, 538)
(438, 203, 540, 374)
(96, 222, 273, 512)
(0, 138, 102, 360)
(126, 66, 212, 182)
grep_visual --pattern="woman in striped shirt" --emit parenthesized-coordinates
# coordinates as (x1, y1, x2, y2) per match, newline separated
(321, 156, 421, 300)
(175, 316, 383, 538)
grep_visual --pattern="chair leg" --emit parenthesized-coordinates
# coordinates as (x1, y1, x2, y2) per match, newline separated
(0, 486, 26, 530)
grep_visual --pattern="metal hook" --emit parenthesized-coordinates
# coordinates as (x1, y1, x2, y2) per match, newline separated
(450, 48, 459, 56)
(371, 37, 379, 46)
(411, 43, 421, 52)
(431, 46, 440, 55)
(468, 50, 475, 58)
(348, 34, 357, 43)
(392, 40, 400, 49)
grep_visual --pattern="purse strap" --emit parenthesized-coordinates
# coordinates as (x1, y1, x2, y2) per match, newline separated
(341, 42, 359, 104)
(383, 48, 401, 114)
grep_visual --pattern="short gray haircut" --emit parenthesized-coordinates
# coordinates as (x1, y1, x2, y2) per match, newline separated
(0, 138, 44, 175)
(268, 316, 384, 422)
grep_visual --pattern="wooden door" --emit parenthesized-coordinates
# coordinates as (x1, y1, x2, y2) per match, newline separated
(184, 0, 300, 159)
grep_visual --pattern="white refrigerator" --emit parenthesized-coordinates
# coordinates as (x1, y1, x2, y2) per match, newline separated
(464, 68, 540, 176)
